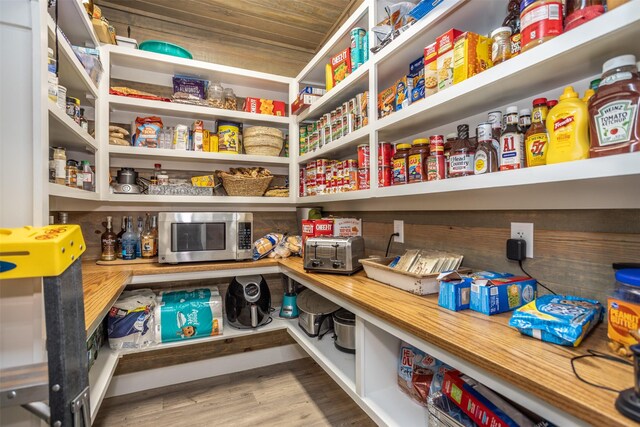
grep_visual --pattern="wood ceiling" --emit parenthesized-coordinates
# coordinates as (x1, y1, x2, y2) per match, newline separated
(97, 0, 359, 55)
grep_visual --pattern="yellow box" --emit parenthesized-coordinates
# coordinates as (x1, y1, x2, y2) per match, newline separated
(209, 135, 219, 152)
(191, 175, 216, 187)
(203, 130, 210, 152)
(453, 32, 492, 85)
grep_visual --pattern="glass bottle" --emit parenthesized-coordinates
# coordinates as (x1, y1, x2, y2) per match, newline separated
(53, 147, 66, 185)
(519, 108, 531, 134)
(499, 106, 525, 170)
(503, 0, 521, 57)
(141, 214, 155, 258)
(121, 216, 137, 260)
(115, 216, 126, 259)
(487, 110, 503, 151)
(79, 108, 89, 132)
(65, 160, 78, 187)
(448, 124, 475, 178)
(135, 216, 143, 258)
(151, 215, 159, 256)
(81, 160, 94, 191)
(101, 216, 117, 261)
(474, 123, 499, 175)
(525, 98, 550, 167)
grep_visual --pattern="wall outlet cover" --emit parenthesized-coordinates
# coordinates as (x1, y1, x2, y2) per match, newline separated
(510, 222, 534, 258)
(394, 220, 404, 243)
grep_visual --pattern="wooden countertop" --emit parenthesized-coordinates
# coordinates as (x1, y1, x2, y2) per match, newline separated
(82, 257, 635, 426)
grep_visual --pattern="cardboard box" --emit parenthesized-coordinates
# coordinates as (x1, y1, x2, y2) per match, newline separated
(470, 276, 537, 315)
(331, 47, 352, 86)
(453, 32, 492, 85)
(423, 42, 438, 97)
(378, 86, 396, 118)
(299, 86, 326, 96)
(301, 219, 334, 254)
(408, 56, 425, 104)
(332, 218, 362, 237)
(191, 175, 216, 187)
(291, 94, 321, 115)
(436, 29, 463, 91)
(395, 76, 409, 111)
(437, 271, 472, 311)
(243, 97, 286, 116)
(92, 18, 116, 44)
(442, 371, 520, 427)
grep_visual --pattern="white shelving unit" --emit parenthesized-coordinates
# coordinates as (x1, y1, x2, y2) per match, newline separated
(104, 193, 293, 205)
(298, 125, 370, 164)
(88, 346, 119, 423)
(48, 101, 98, 152)
(48, 183, 100, 201)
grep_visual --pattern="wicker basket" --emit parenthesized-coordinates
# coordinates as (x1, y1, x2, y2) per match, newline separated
(220, 173, 273, 196)
(243, 126, 284, 156)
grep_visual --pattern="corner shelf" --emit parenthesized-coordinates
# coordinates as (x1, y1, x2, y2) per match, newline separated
(297, 125, 370, 164)
(49, 101, 98, 153)
(48, 182, 100, 201)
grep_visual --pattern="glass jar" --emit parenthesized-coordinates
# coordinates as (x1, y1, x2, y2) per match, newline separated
(224, 87, 237, 110)
(207, 81, 224, 109)
(491, 26, 512, 65)
(608, 269, 640, 357)
(53, 147, 66, 185)
(66, 96, 81, 124)
(392, 143, 412, 185)
(65, 160, 78, 187)
(408, 138, 430, 183)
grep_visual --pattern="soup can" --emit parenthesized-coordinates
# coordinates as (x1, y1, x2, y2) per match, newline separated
(357, 168, 370, 190)
(429, 135, 444, 155)
(378, 141, 393, 167)
(357, 143, 370, 169)
(427, 155, 446, 181)
(378, 166, 392, 187)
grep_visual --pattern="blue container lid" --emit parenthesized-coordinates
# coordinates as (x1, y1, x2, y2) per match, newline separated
(520, 0, 538, 13)
(616, 269, 640, 287)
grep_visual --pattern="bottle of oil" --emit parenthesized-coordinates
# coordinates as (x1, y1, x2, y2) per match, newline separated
(101, 216, 117, 261)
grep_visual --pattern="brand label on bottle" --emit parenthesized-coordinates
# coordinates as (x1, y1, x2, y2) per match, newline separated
(499, 132, 524, 170)
(407, 154, 425, 182)
(474, 151, 488, 174)
(393, 158, 407, 184)
(594, 100, 638, 146)
(525, 133, 549, 166)
(600, 72, 634, 87)
(449, 154, 474, 176)
(122, 241, 136, 260)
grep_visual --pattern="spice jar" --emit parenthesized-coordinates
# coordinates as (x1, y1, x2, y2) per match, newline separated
(608, 269, 640, 357)
(65, 159, 78, 187)
(520, 0, 563, 53)
(408, 138, 430, 183)
(157, 171, 169, 185)
(224, 88, 237, 110)
(392, 143, 412, 185)
(53, 147, 66, 185)
(490, 27, 512, 65)
(207, 81, 224, 109)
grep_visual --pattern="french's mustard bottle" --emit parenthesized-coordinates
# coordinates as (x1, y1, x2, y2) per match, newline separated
(546, 86, 590, 164)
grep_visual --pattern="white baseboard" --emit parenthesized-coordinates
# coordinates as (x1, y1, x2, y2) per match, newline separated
(105, 343, 307, 398)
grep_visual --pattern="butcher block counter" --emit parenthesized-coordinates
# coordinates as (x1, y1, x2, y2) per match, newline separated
(83, 257, 634, 427)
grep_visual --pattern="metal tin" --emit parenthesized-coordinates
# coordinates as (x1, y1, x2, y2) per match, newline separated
(427, 155, 446, 181)
(378, 166, 392, 187)
(357, 144, 370, 169)
(429, 135, 445, 155)
(357, 168, 370, 190)
(378, 141, 393, 167)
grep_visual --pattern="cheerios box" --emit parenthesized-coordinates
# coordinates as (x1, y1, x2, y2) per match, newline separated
(470, 276, 537, 315)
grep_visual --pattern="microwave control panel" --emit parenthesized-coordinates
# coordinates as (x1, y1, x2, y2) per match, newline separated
(238, 222, 252, 250)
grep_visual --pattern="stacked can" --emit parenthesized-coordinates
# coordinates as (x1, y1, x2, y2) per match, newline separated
(427, 134, 446, 181)
(299, 167, 306, 197)
(350, 27, 367, 72)
(357, 144, 370, 190)
(344, 159, 358, 191)
(299, 125, 308, 155)
(305, 162, 317, 196)
(377, 141, 394, 187)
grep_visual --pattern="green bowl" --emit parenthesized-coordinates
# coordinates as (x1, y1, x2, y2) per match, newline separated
(138, 40, 193, 59)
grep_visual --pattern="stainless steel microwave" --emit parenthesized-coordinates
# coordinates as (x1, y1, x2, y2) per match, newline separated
(158, 212, 253, 264)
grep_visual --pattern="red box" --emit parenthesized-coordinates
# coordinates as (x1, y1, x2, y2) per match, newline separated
(291, 94, 321, 115)
(331, 47, 352, 86)
(301, 219, 334, 254)
(243, 97, 286, 116)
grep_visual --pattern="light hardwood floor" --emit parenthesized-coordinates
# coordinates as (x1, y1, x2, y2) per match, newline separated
(95, 357, 375, 427)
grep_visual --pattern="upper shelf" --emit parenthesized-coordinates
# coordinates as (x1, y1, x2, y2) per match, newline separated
(47, 15, 99, 101)
(109, 95, 290, 128)
(47, 0, 99, 48)
(376, 2, 640, 141)
(49, 101, 98, 153)
(297, 125, 370, 164)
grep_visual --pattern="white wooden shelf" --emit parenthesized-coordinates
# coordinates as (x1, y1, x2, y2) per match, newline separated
(299, 189, 374, 204)
(297, 125, 370, 164)
(48, 182, 100, 201)
(376, 2, 640, 140)
(296, 62, 370, 123)
(105, 193, 294, 205)
(108, 145, 289, 166)
(287, 320, 356, 393)
(363, 387, 428, 427)
(89, 346, 119, 423)
(108, 95, 290, 128)
(48, 101, 98, 152)
(47, 15, 98, 101)
(47, 0, 99, 48)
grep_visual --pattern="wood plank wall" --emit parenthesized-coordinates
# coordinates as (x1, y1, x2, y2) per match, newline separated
(326, 209, 640, 305)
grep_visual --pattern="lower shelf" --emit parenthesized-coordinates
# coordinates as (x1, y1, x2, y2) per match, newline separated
(363, 386, 429, 427)
(48, 182, 100, 200)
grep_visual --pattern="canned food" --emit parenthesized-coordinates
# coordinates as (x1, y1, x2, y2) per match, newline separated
(357, 168, 370, 190)
(427, 155, 446, 181)
(299, 168, 306, 197)
(378, 142, 393, 167)
(429, 135, 445, 155)
(357, 144, 370, 169)
(378, 166, 392, 187)
(350, 27, 367, 71)
(345, 159, 358, 170)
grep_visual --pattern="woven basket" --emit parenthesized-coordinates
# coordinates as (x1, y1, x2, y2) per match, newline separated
(220, 173, 273, 196)
(244, 126, 284, 156)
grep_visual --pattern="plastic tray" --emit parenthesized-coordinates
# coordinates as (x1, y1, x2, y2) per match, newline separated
(139, 40, 192, 59)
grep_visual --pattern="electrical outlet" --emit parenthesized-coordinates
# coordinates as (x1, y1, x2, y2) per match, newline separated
(394, 220, 404, 243)
(510, 222, 534, 258)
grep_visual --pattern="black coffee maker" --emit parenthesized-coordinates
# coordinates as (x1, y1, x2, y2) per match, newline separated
(225, 275, 271, 329)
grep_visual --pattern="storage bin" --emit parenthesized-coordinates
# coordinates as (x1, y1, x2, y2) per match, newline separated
(219, 173, 273, 196)
(243, 126, 284, 156)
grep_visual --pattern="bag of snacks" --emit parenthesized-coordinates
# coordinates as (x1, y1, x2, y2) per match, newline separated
(134, 116, 163, 148)
(252, 233, 284, 260)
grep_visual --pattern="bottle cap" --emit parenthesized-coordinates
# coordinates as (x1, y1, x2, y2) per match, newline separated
(602, 55, 637, 74)
(519, 108, 531, 116)
(506, 106, 518, 115)
(589, 79, 601, 90)
(532, 98, 547, 106)
(412, 138, 428, 145)
(490, 26, 512, 39)
(446, 132, 457, 140)
(559, 86, 578, 100)
(397, 143, 412, 150)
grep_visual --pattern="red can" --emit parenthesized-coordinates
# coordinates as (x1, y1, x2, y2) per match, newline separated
(427, 155, 446, 181)
(357, 168, 370, 190)
(345, 159, 358, 170)
(299, 168, 305, 197)
(378, 141, 393, 167)
(429, 135, 444, 155)
(378, 166, 392, 187)
(357, 144, 370, 169)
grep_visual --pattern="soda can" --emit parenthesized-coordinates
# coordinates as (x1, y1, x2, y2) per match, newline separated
(357, 143, 370, 169)
(378, 166, 392, 187)
(357, 168, 370, 190)
(378, 141, 393, 167)
(429, 135, 444, 155)
(427, 155, 446, 181)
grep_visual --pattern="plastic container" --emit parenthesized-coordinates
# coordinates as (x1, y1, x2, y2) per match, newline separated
(490, 26, 512, 65)
(449, 124, 475, 177)
(608, 269, 640, 357)
(565, 0, 604, 31)
(138, 40, 192, 59)
(520, 0, 563, 53)
(408, 138, 429, 183)
(546, 86, 590, 164)
(223, 87, 237, 110)
(53, 147, 66, 185)
(392, 143, 412, 185)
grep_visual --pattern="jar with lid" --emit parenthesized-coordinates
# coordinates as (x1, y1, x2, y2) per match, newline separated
(474, 123, 499, 175)
(565, 0, 604, 31)
(408, 138, 430, 183)
(525, 98, 550, 167)
(223, 88, 237, 110)
(608, 269, 640, 357)
(392, 143, 412, 185)
(79, 108, 89, 132)
(449, 125, 475, 177)
(207, 81, 224, 109)
(53, 147, 66, 185)
(490, 27, 512, 65)
(81, 160, 94, 191)
(519, 108, 531, 133)
(66, 96, 81, 124)
(65, 160, 78, 187)
(520, 0, 563, 54)
(589, 54, 640, 157)
(157, 171, 169, 185)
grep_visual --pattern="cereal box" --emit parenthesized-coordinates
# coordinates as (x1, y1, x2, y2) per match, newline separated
(243, 97, 286, 116)
(378, 86, 396, 118)
(331, 48, 352, 86)
(408, 56, 425, 104)
(395, 76, 409, 111)
(423, 42, 438, 97)
(453, 32, 492, 85)
(436, 29, 463, 91)
(332, 218, 362, 237)
(470, 276, 537, 315)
